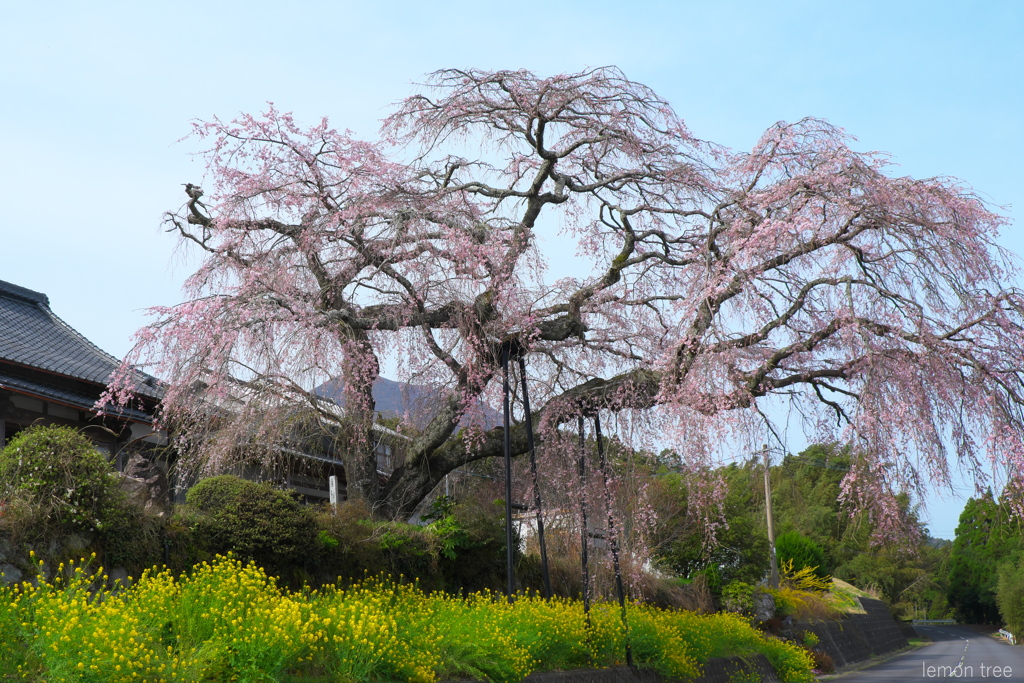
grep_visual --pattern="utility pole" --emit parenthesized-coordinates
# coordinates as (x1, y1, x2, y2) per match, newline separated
(577, 417, 591, 628)
(519, 356, 551, 600)
(763, 445, 779, 589)
(594, 414, 632, 667)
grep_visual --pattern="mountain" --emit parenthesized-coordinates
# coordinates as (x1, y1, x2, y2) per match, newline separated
(315, 376, 501, 430)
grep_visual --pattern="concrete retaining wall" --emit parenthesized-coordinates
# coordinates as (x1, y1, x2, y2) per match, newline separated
(798, 597, 912, 668)
(449, 656, 780, 683)
(512, 667, 658, 683)
(692, 655, 780, 683)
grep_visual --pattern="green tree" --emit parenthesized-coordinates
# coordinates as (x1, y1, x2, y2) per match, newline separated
(996, 558, 1024, 636)
(649, 442, 951, 618)
(768, 444, 949, 616)
(947, 492, 1024, 623)
(770, 444, 864, 573)
(651, 464, 769, 589)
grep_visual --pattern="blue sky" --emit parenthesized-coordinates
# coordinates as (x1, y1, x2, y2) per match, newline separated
(3, 1, 1021, 538)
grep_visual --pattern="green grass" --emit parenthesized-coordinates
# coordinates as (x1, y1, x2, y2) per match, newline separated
(829, 578, 872, 614)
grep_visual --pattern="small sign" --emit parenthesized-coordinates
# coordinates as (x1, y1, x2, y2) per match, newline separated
(329, 475, 338, 509)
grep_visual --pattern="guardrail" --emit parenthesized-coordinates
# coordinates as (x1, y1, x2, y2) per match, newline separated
(912, 619, 957, 625)
(999, 629, 1016, 645)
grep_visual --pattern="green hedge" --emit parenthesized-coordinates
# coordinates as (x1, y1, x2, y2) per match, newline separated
(0, 425, 165, 570)
(0, 425, 124, 535)
(183, 475, 319, 575)
(313, 495, 508, 593)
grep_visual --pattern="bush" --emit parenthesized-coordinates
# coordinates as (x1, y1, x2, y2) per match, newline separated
(101, 503, 166, 571)
(776, 531, 830, 582)
(722, 580, 755, 614)
(765, 561, 841, 621)
(426, 496, 508, 593)
(315, 500, 441, 588)
(184, 475, 318, 574)
(0, 425, 127, 538)
(808, 648, 835, 673)
(313, 496, 510, 593)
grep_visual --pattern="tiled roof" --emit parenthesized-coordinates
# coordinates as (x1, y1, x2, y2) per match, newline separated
(0, 369, 153, 422)
(0, 279, 161, 400)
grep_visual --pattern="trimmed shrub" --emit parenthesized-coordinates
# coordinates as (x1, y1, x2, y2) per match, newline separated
(102, 504, 166, 572)
(776, 531, 830, 582)
(184, 475, 318, 574)
(0, 425, 127, 539)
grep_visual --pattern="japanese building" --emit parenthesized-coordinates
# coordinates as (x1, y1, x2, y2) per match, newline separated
(0, 279, 164, 461)
(0, 278, 406, 504)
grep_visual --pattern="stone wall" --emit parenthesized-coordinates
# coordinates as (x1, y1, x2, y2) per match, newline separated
(447, 656, 780, 683)
(692, 655, 780, 683)
(0, 532, 131, 587)
(797, 597, 913, 668)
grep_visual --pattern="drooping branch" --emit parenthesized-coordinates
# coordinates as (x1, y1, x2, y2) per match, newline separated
(103, 68, 1024, 530)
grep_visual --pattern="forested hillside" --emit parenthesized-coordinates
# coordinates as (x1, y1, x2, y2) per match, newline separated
(649, 444, 953, 620)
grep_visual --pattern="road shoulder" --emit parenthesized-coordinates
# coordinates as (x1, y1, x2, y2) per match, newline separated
(814, 638, 933, 680)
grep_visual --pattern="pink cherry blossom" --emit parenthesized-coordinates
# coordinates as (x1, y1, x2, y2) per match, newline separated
(101, 68, 1023, 532)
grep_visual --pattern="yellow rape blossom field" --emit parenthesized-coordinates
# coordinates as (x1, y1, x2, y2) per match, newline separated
(0, 555, 812, 682)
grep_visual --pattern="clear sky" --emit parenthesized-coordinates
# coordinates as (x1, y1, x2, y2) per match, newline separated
(3, 0, 1021, 538)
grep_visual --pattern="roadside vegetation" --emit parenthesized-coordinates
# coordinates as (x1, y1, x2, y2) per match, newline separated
(0, 554, 813, 683)
(0, 424, 972, 681)
(649, 444, 953, 622)
(946, 490, 1024, 634)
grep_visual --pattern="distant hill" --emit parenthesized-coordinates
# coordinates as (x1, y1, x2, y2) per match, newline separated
(315, 376, 501, 430)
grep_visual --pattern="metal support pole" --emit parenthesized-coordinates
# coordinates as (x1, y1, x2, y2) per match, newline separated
(502, 344, 515, 603)
(594, 414, 632, 667)
(519, 356, 551, 600)
(577, 417, 591, 627)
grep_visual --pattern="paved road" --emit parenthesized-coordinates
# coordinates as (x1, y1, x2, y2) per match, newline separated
(839, 626, 1023, 682)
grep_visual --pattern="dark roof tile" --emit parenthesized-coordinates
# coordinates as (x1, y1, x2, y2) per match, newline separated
(0, 279, 161, 399)
(0, 369, 153, 423)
